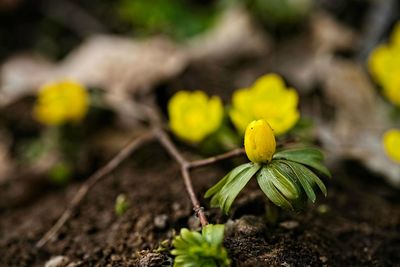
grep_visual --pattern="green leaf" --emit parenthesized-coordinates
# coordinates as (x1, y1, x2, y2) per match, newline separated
(181, 229, 203, 245)
(269, 162, 301, 200)
(273, 147, 331, 177)
(257, 166, 294, 210)
(118, 0, 218, 40)
(303, 160, 331, 178)
(202, 224, 224, 246)
(204, 163, 251, 198)
(206, 163, 260, 214)
(282, 160, 316, 202)
(172, 225, 230, 267)
(218, 163, 261, 214)
(287, 161, 327, 197)
(274, 147, 323, 159)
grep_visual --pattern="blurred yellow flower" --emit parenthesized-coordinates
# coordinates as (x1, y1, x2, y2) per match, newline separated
(368, 23, 400, 107)
(168, 90, 223, 143)
(244, 119, 276, 163)
(34, 79, 89, 126)
(383, 129, 400, 163)
(230, 73, 300, 136)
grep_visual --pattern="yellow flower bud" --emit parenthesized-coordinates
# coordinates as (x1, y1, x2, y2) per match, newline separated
(383, 129, 400, 163)
(244, 119, 276, 163)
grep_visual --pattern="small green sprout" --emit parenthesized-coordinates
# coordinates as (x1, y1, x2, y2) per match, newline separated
(115, 194, 129, 216)
(49, 162, 72, 185)
(171, 224, 230, 267)
(205, 119, 330, 214)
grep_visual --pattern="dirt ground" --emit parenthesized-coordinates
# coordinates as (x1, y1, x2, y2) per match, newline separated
(1, 139, 399, 266)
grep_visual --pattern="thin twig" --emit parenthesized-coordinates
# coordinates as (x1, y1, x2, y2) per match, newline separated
(36, 131, 155, 248)
(153, 127, 209, 227)
(142, 100, 246, 227)
(188, 148, 245, 169)
(181, 167, 208, 227)
(153, 127, 187, 166)
(153, 127, 247, 227)
(140, 102, 211, 226)
(37, 101, 246, 247)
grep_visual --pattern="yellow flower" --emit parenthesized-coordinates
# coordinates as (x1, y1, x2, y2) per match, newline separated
(244, 119, 276, 163)
(230, 73, 300, 136)
(168, 90, 224, 143)
(34, 79, 89, 126)
(383, 129, 400, 163)
(368, 23, 400, 107)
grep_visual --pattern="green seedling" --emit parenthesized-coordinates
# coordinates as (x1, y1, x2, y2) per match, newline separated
(171, 224, 230, 267)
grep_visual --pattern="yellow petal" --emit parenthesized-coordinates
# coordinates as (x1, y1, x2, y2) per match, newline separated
(230, 73, 300, 136)
(368, 45, 390, 83)
(33, 79, 88, 126)
(382, 76, 400, 107)
(252, 73, 286, 96)
(231, 88, 252, 112)
(168, 90, 224, 143)
(270, 111, 300, 136)
(383, 129, 400, 163)
(368, 24, 400, 108)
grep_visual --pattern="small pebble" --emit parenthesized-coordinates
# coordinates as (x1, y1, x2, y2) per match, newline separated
(320, 256, 328, 263)
(172, 202, 181, 211)
(66, 262, 82, 267)
(154, 214, 168, 229)
(225, 216, 266, 236)
(279, 221, 299, 230)
(317, 204, 330, 214)
(111, 254, 121, 261)
(45, 256, 70, 267)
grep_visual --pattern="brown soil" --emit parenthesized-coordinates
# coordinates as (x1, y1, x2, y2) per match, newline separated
(1, 139, 400, 267)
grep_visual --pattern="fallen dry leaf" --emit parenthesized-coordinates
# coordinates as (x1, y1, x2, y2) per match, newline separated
(0, 54, 55, 107)
(271, 11, 359, 92)
(0, 6, 271, 111)
(316, 59, 400, 187)
(186, 6, 270, 62)
(0, 36, 187, 126)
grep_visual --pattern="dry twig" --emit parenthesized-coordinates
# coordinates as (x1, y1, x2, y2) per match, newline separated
(189, 148, 245, 169)
(153, 127, 209, 226)
(37, 104, 246, 248)
(36, 131, 156, 248)
(153, 128, 245, 227)
(144, 104, 244, 227)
